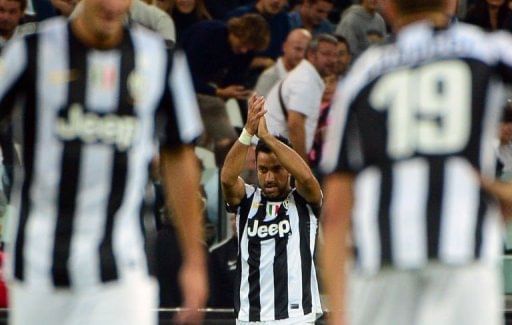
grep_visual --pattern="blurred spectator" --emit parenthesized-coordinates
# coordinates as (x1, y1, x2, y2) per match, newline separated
(73, 0, 176, 44)
(265, 34, 337, 161)
(289, 0, 335, 35)
(154, 0, 211, 43)
(255, 28, 312, 96)
(0, 0, 25, 47)
(308, 73, 337, 168)
(335, 0, 386, 58)
(208, 212, 237, 308)
(204, 0, 252, 20)
(334, 34, 351, 77)
(181, 14, 270, 165)
(227, 0, 291, 72)
(464, 0, 512, 31)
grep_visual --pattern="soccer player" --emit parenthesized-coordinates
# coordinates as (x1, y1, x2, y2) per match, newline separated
(221, 95, 323, 324)
(320, 0, 512, 324)
(0, 0, 207, 323)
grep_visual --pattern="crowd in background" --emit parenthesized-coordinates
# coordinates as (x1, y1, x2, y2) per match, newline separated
(2, 0, 512, 310)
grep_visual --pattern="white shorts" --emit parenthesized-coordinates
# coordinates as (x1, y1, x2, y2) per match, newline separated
(10, 275, 158, 325)
(348, 262, 503, 325)
(236, 312, 317, 325)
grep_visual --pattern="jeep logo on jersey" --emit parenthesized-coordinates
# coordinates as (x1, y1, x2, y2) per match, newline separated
(247, 219, 292, 240)
(56, 103, 138, 151)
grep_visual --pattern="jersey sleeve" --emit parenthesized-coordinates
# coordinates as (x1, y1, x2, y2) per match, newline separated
(0, 37, 29, 122)
(157, 49, 204, 149)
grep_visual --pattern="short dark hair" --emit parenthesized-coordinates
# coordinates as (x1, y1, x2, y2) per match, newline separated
(227, 13, 271, 52)
(392, 0, 445, 15)
(335, 35, 351, 53)
(308, 33, 338, 53)
(255, 135, 292, 159)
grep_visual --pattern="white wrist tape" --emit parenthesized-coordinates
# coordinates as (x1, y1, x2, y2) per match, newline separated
(238, 128, 253, 146)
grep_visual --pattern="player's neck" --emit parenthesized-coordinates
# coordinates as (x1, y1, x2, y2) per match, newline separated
(71, 17, 124, 50)
(395, 11, 450, 31)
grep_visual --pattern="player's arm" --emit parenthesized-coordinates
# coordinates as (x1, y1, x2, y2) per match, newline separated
(258, 114, 322, 205)
(287, 110, 309, 162)
(160, 146, 207, 323)
(320, 172, 354, 325)
(160, 49, 207, 324)
(220, 95, 266, 206)
(0, 37, 30, 121)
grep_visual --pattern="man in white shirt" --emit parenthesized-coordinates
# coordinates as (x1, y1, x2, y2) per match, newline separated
(0, 0, 24, 47)
(265, 33, 337, 162)
(254, 28, 312, 97)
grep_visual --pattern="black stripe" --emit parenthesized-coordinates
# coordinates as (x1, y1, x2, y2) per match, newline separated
(378, 165, 393, 265)
(51, 26, 88, 287)
(474, 192, 487, 258)
(14, 34, 39, 281)
(234, 189, 255, 318)
(248, 194, 266, 322)
(426, 158, 445, 259)
(98, 30, 136, 282)
(295, 192, 313, 316)
(273, 201, 289, 320)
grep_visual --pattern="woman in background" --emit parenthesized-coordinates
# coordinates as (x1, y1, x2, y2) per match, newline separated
(155, 0, 211, 42)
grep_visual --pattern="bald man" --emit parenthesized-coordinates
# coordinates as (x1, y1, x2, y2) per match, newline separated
(255, 28, 312, 96)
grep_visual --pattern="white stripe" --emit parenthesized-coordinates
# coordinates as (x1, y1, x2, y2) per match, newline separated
(480, 80, 503, 178)
(439, 158, 480, 263)
(69, 146, 112, 288)
(169, 51, 204, 143)
(24, 20, 67, 288)
(259, 234, 275, 319)
(480, 205, 502, 264)
(390, 158, 428, 268)
(286, 195, 303, 316)
(353, 167, 381, 274)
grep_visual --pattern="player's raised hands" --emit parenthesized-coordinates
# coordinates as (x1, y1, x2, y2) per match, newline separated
(245, 94, 266, 135)
(257, 114, 270, 141)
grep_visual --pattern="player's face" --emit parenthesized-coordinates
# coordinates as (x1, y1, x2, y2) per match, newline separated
(259, 0, 285, 15)
(309, 41, 337, 77)
(176, 0, 195, 14)
(81, 0, 131, 42)
(0, 0, 23, 38)
(256, 152, 291, 199)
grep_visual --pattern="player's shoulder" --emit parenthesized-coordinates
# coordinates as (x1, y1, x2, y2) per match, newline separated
(128, 22, 169, 53)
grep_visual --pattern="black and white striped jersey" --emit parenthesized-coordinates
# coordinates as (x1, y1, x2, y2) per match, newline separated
(0, 18, 203, 289)
(321, 21, 512, 274)
(234, 184, 322, 322)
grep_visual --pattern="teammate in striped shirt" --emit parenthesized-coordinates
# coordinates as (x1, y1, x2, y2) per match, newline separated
(221, 95, 323, 324)
(320, 0, 512, 324)
(0, 0, 207, 323)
